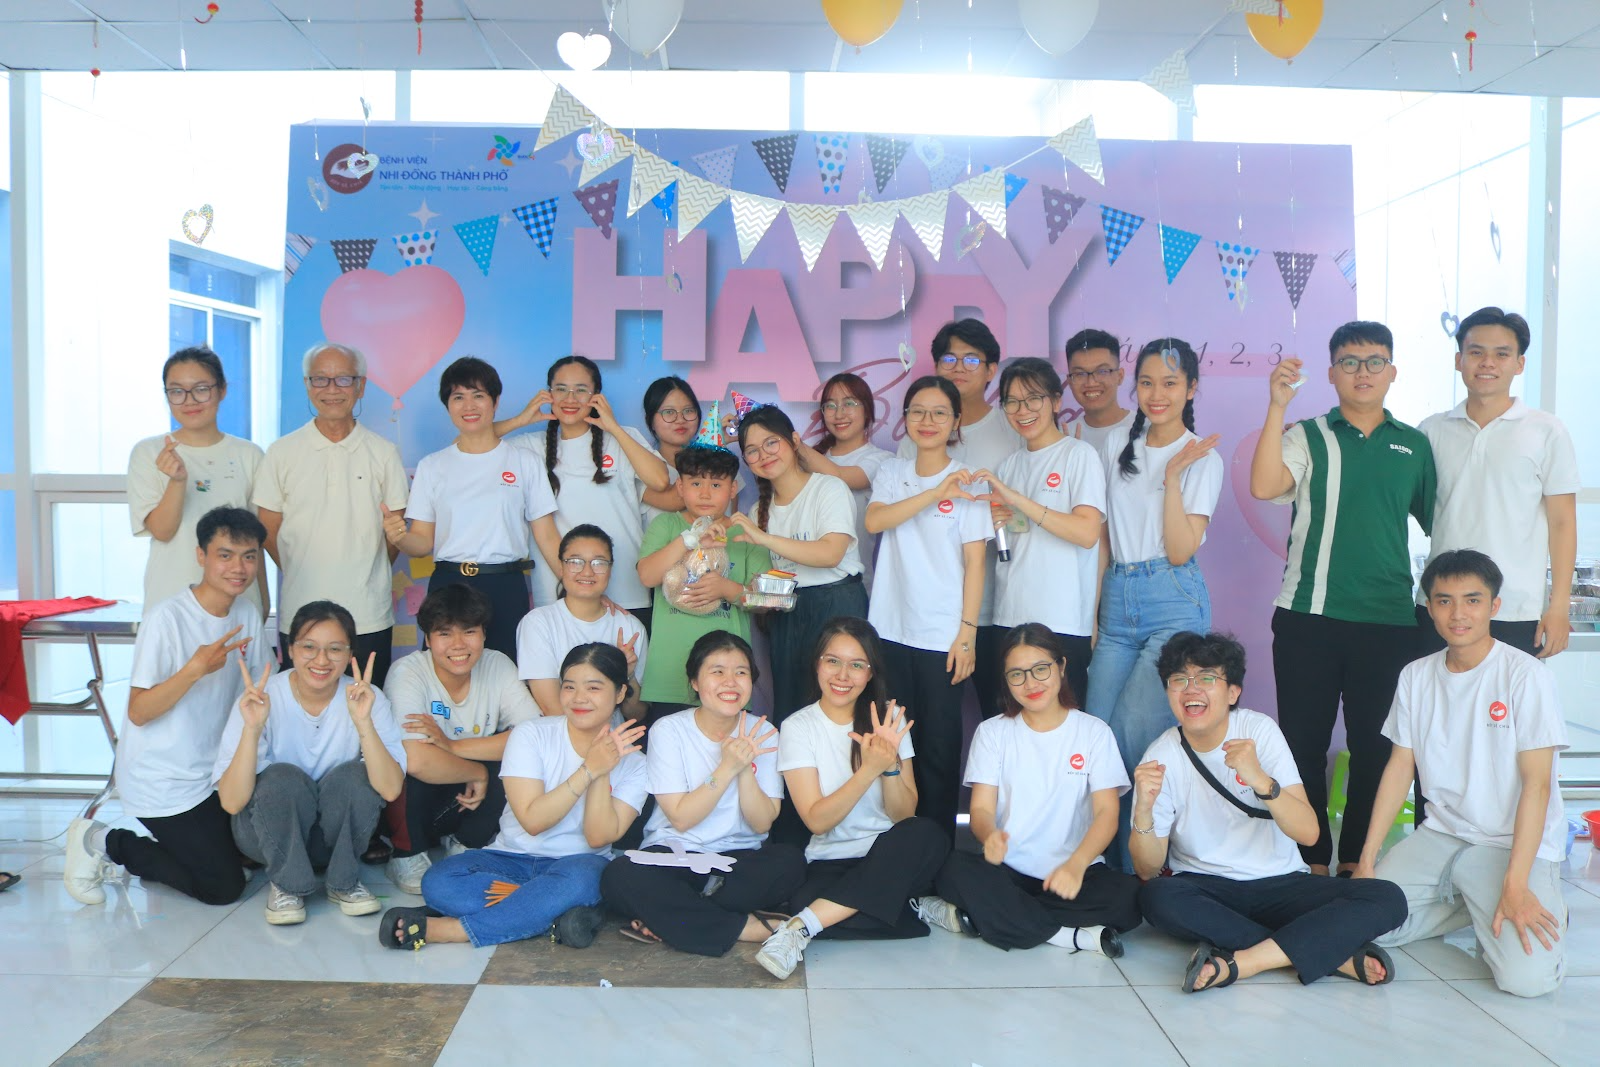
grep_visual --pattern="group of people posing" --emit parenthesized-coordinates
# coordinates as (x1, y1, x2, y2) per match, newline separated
(62, 305, 1572, 997)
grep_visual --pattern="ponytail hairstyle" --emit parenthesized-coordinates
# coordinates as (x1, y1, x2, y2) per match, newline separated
(807, 616, 891, 772)
(737, 404, 800, 532)
(1117, 338, 1200, 479)
(815, 372, 875, 455)
(559, 641, 633, 709)
(543, 355, 612, 495)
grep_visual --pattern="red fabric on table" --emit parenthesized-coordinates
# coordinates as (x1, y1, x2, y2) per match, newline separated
(0, 598, 117, 725)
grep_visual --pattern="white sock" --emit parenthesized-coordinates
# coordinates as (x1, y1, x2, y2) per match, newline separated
(1047, 925, 1107, 953)
(87, 821, 110, 857)
(795, 907, 824, 938)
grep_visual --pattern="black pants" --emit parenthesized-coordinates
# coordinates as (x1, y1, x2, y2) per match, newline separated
(769, 575, 868, 724)
(387, 765, 507, 859)
(1271, 608, 1416, 867)
(430, 567, 529, 660)
(104, 792, 245, 906)
(600, 843, 808, 956)
(935, 852, 1141, 950)
(1139, 871, 1406, 984)
(1413, 604, 1540, 657)
(881, 641, 965, 838)
(979, 627, 1091, 719)
(791, 817, 951, 939)
(969, 623, 1004, 721)
(280, 627, 394, 688)
(630, 604, 653, 637)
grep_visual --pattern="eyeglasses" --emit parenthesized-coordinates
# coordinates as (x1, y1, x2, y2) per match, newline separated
(655, 406, 698, 424)
(1165, 672, 1225, 692)
(1000, 393, 1051, 414)
(552, 384, 594, 399)
(562, 556, 612, 572)
(1067, 367, 1120, 385)
(165, 383, 217, 404)
(1334, 356, 1392, 375)
(938, 354, 985, 369)
(821, 399, 863, 413)
(820, 654, 871, 674)
(1004, 661, 1057, 686)
(306, 375, 362, 389)
(906, 407, 954, 424)
(294, 641, 351, 659)
(742, 438, 785, 462)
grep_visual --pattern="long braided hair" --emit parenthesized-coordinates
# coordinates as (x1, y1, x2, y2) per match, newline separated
(1117, 338, 1199, 479)
(543, 355, 612, 495)
(737, 404, 801, 532)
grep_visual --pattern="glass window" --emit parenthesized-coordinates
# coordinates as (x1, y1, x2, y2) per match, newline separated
(1557, 105, 1600, 488)
(168, 253, 257, 308)
(0, 490, 15, 599)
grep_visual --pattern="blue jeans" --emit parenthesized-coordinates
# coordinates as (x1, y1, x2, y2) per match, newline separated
(420, 848, 610, 948)
(1086, 558, 1210, 871)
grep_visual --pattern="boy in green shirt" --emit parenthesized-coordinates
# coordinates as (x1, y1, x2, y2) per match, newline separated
(637, 445, 773, 710)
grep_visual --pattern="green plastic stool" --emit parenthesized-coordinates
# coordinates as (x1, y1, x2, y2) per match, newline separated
(1327, 749, 1413, 828)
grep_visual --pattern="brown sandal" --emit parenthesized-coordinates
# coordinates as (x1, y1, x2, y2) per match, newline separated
(618, 919, 663, 944)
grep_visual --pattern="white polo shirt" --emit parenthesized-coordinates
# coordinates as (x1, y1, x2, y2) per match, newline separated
(992, 436, 1106, 636)
(406, 441, 557, 565)
(824, 442, 893, 589)
(1100, 431, 1223, 565)
(253, 421, 410, 635)
(765, 472, 862, 587)
(1419, 400, 1579, 621)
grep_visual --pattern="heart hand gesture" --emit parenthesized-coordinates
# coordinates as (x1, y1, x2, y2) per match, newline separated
(156, 435, 188, 483)
(584, 392, 622, 436)
(519, 389, 555, 425)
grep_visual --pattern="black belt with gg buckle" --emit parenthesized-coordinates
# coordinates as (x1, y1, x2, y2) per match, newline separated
(436, 560, 531, 577)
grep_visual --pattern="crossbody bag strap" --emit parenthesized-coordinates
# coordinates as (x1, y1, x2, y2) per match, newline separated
(1180, 735, 1272, 820)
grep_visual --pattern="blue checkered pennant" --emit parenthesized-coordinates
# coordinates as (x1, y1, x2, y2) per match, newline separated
(513, 197, 560, 259)
(1099, 204, 1145, 266)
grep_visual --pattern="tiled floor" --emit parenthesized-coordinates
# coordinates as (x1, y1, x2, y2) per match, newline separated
(5, 794, 1600, 1067)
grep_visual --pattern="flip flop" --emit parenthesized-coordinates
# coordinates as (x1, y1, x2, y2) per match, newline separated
(1182, 942, 1239, 993)
(0, 871, 19, 893)
(618, 918, 664, 945)
(1336, 941, 1396, 985)
(379, 905, 438, 951)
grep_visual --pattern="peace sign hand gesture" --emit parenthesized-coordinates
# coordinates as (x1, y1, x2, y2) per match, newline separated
(345, 652, 377, 726)
(718, 712, 779, 776)
(156, 435, 187, 483)
(236, 655, 273, 730)
(188, 625, 249, 679)
(616, 629, 640, 679)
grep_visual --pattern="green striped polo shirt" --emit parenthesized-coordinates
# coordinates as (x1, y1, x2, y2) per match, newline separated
(1272, 407, 1435, 626)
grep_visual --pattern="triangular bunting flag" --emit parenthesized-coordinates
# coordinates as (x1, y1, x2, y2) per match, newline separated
(813, 133, 850, 195)
(899, 190, 950, 261)
(676, 173, 730, 238)
(512, 198, 560, 259)
(752, 133, 799, 194)
(846, 200, 900, 270)
(928, 156, 965, 191)
(730, 192, 784, 262)
(1158, 224, 1202, 284)
(1230, 0, 1285, 15)
(1098, 206, 1144, 265)
(391, 229, 438, 268)
(574, 179, 621, 239)
(954, 169, 1009, 240)
(1334, 248, 1357, 289)
(627, 150, 679, 217)
(1047, 116, 1103, 184)
(330, 238, 377, 274)
(651, 164, 679, 224)
(284, 233, 316, 284)
(579, 127, 634, 185)
(1142, 50, 1197, 116)
(1040, 186, 1085, 245)
(1274, 251, 1318, 308)
(692, 144, 739, 187)
(1216, 240, 1260, 302)
(864, 134, 908, 194)
(787, 203, 842, 272)
(1004, 173, 1028, 207)
(453, 215, 499, 276)
(534, 86, 596, 152)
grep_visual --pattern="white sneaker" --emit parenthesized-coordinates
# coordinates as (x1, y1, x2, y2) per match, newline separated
(266, 882, 307, 925)
(386, 852, 432, 895)
(756, 916, 812, 980)
(441, 834, 469, 858)
(328, 882, 382, 916)
(63, 817, 108, 905)
(912, 895, 970, 935)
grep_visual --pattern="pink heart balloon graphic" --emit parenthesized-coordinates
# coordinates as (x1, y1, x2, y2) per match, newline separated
(320, 265, 466, 409)
(1230, 429, 1290, 561)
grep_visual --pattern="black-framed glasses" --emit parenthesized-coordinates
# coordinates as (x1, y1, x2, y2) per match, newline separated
(1067, 367, 1120, 385)
(165, 383, 218, 404)
(1165, 672, 1225, 692)
(655, 406, 699, 424)
(306, 374, 363, 389)
(1004, 661, 1056, 686)
(742, 437, 785, 462)
(821, 399, 863, 413)
(562, 557, 613, 572)
(1000, 393, 1050, 414)
(1335, 356, 1392, 375)
(938, 354, 985, 369)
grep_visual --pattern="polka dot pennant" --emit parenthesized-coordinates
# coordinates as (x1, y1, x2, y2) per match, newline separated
(573, 178, 620, 239)
(752, 133, 799, 194)
(692, 144, 739, 187)
(329, 238, 377, 274)
(452, 215, 499, 276)
(390, 228, 438, 268)
(1274, 250, 1318, 308)
(865, 134, 908, 194)
(1158, 224, 1202, 284)
(813, 133, 850, 195)
(1003, 172, 1028, 207)
(1099, 205, 1145, 266)
(1215, 240, 1259, 301)
(1040, 186, 1085, 245)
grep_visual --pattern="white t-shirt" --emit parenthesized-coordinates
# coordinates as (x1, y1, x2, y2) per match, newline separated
(899, 406, 1021, 625)
(1419, 401, 1580, 621)
(965, 711, 1128, 880)
(515, 600, 649, 683)
(1384, 642, 1569, 861)
(825, 442, 893, 590)
(384, 647, 539, 744)
(406, 441, 557, 565)
(640, 709, 784, 853)
(487, 716, 648, 857)
(128, 433, 265, 614)
(1072, 409, 1137, 457)
(765, 473, 862, 586)
(866, 457, 993, 652)
(1143, 709, 1308, 880)
(510, 427, 658, 609)
(115, 589, 271, 818)
(211, 670, 408, 784)
(253, 421, 410, 634)
(993, 436, 1107, 636)
(777, 701, 916, 862)
(1100, 430, 1224, 565)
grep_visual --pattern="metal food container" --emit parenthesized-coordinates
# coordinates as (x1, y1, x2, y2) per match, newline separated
(750, 573, 799, 596)
(1571, 596, 1600, 620)
(742, 590, 797, 612)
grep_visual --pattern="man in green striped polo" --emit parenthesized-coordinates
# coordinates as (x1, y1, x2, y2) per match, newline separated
(1248, 321, 1435, 876)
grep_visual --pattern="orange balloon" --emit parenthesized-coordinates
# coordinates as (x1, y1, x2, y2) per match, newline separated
(1245, 0, 1323, 62)
(821, 0, 903, 49)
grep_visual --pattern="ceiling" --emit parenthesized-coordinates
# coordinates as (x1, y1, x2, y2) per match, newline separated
(1, 1, 1597, 97)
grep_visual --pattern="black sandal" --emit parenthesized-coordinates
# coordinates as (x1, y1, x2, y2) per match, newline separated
(1183, 942, 1239, 993)
(380, 905, 437, 951)
(1336, 941, 1396, 985)
(0, 871, 18, 893)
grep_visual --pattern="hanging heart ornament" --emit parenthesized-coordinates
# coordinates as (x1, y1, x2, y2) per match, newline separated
(1440, 310, 1459, 337)
(577, 128, 616, 162)
(181, 203, 214, 245)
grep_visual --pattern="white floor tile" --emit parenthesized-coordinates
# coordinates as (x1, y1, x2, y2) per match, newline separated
(807, 986, 1183, 1067)
(437, 986, 813, 1067)
(1112, 923, 1309, 986)
(803, 925, 1128, 989)
(1450, 976, 1600, 1067)
(1390, 885, 1600, 982)
(0, 973, 148, 1067)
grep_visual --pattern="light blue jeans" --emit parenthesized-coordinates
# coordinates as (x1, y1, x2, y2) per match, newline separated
(1086, 558, 1211, 871)
(420, 848, 611, 948)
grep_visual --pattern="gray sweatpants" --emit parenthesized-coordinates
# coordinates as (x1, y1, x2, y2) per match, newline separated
(1374, 824, 1566, 997)
(232, 761, 382, 896)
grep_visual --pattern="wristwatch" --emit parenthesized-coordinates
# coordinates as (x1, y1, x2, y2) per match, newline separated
(1253, 778, 1281, 802)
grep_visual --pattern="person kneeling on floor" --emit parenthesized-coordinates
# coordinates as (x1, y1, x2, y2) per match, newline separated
(1133, 631, 1407, 992)
(1356, 549, 1568, 998)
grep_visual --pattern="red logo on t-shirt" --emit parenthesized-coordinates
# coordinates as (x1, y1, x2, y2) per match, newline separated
(601, 454, 615, 470)
(1489, 700, 1508, 723)
(1235, 772, 1248, 787)
(1045, 472, 1062, 489)
(937, 499, 954, 514)
(501, 471, 517, 485)
(1069, 753, 1085, 770)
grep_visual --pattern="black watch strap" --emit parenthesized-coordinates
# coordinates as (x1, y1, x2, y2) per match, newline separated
(1253, 778, 1281, 802)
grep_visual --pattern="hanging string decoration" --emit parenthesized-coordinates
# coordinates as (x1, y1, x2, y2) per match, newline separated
(415, 1, 424, 56)
(195, 3, 219, 24)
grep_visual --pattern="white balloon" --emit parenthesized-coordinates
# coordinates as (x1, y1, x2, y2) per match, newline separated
(603, 0, 685, 57)
(1019, 0, 1099, 57)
